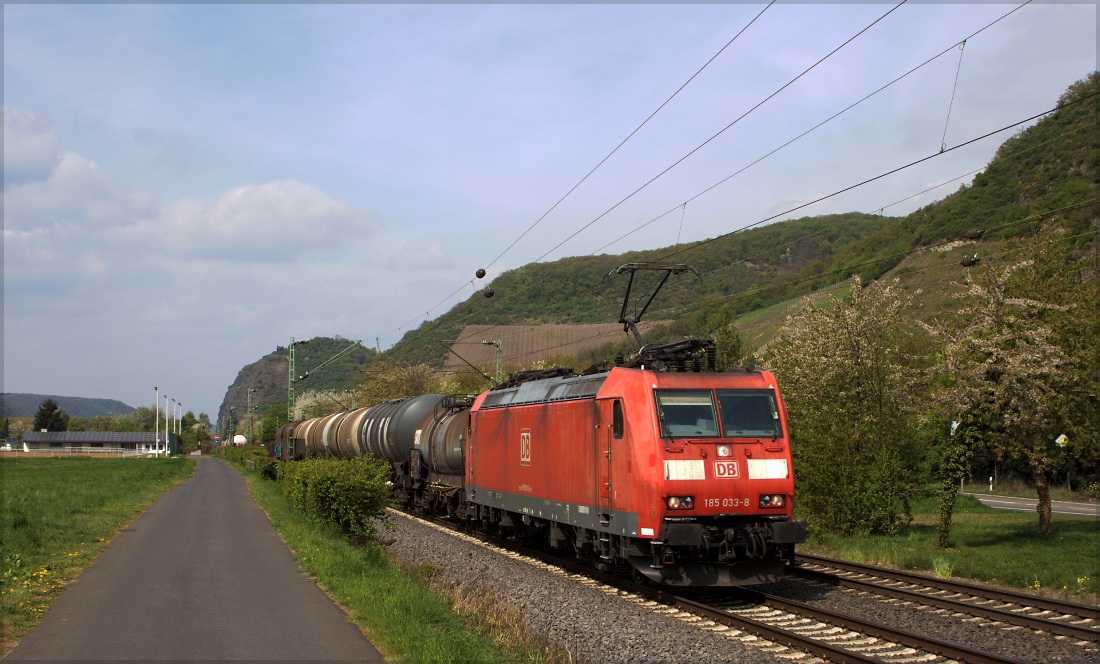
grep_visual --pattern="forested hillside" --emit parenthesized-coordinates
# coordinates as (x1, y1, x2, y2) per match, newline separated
(217, 337, 375, 435)
(385, 73, 1098, 369)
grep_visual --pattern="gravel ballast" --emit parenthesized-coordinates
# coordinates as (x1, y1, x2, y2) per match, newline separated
(756, 576, 1100, 663)
(382, 512, 803, 664)
(381, 511, 1099, 663)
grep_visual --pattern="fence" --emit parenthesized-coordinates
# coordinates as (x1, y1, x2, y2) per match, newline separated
(0, 448, 159, 458)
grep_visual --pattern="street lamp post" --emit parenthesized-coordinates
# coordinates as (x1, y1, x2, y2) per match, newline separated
(155, 386, 159, 455)
(163, 394, 170, 457)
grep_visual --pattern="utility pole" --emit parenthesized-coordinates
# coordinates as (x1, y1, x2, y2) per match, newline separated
(247, 388, 257, 444)
(482, 340, 503, 384)
(288, 338, 302, 423)
(155, 386, 159, 455)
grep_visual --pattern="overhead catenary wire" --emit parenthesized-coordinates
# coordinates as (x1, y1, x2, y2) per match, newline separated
(379, 4, 775, 342)
(531, 1, 909, 265)
(728, 118, 1100, 269)
(376, 1, 1020, 348)
(382, 98, 1098, 360)
(447, 193, 1100, 375)
(675, 204, 688, 247)
(667, 198, 1100, 317)
(374, 2, 1073, 356)
(449, 113, 1100, 350)
(940, 39, 967, 153)
(593, 1, 1035, 255)
(657, 90, 1100, 263)
(479, 1, 777, 275)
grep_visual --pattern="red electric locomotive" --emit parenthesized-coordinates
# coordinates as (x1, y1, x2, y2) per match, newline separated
(465, 354, 804, 585)
(283, 263, 806, 586)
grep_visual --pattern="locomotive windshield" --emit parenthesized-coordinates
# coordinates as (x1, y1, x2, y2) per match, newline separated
(655, 390, 718, 437)
(717, 390, 782, 438)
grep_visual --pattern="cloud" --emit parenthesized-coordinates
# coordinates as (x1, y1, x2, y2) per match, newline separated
(388, 237, 456, 270)
(5, 151, 159, 231)
(114, 179, 381, 260)
(3, 108, 60, 184)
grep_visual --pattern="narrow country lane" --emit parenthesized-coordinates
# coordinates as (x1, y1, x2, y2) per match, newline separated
(6, 458, 383, 661)
(964, 492, 1100, 517)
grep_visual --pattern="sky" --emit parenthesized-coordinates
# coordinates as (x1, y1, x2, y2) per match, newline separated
(3, 3, 1097, 420)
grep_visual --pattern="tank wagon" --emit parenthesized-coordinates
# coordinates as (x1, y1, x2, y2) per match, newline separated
(281, 346, 805, 586)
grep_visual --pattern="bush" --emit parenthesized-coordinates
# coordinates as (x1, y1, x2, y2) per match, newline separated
(259, 459, 279, 481)
(762, 277, 921, 536)
(215, 445, 269, 467)
(279, 457, 392, 540)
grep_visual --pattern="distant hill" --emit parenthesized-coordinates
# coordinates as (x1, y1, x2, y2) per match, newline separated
(222, 73, 1098, 417)
(217, 337, 377, 433)
(382, 71, 1098, 368)
(1, 393, 135, 418)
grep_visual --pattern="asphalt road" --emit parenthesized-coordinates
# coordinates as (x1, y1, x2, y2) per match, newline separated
(7, 457, 384, 661)
(965, 492, 1100, 517)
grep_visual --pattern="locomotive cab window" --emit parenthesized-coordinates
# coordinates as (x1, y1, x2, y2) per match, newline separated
(613, 400, 624, 439)
(716, 390, 782, 438)
(655, 390, 718, 438)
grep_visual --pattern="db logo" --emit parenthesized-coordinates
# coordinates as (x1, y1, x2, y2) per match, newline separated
(519, 430, 532, 465)
(714, 461, 739, 479)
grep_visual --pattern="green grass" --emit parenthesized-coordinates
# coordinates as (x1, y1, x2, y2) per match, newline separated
(236, 463, 567, 663)
(801, 495, 1100, 602)
(0, 456, 195, 646)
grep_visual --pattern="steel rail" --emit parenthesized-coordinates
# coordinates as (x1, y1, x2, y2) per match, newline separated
(796, 553, 1100, 626)
(399, 510, 879, 663)
(735, 587, 1029, 664)
(789, 566, 1100, 642)
(398, 509, 1020, 664)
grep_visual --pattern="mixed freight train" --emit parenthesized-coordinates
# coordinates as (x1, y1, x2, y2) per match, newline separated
(274, 337, 806, 587)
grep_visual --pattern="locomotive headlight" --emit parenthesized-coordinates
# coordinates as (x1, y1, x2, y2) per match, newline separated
(666, 496, 694, 510)
(716, 444, 732, 458)
(759, 494, 785, 508)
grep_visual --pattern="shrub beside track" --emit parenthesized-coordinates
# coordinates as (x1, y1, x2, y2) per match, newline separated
(223, 452, 570, 663)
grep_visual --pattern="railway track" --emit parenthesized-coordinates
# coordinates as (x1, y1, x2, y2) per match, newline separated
(397, 509, 1026, 663)
(791, 554, 1100, 644)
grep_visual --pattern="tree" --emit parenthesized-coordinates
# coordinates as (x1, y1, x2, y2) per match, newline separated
(705, 311, 746, 371)
(933, 422, 981, 548)
(921, 257, 1070, 534)
(294, 389, 357, 419)
(181, 410, 197, 431)
(260, 404, 289, 443)
(130, 406, 156, 431)
(356, 363, 442, 408)
(1, 416, 9, 439)
(762, 277, 923, 535)
(32, 399, 69, 432)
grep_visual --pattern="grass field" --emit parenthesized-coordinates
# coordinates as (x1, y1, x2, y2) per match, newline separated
(237, 464, 568, 664)
(801, 494, 1100, 603)
(0, 456, 195, 648)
